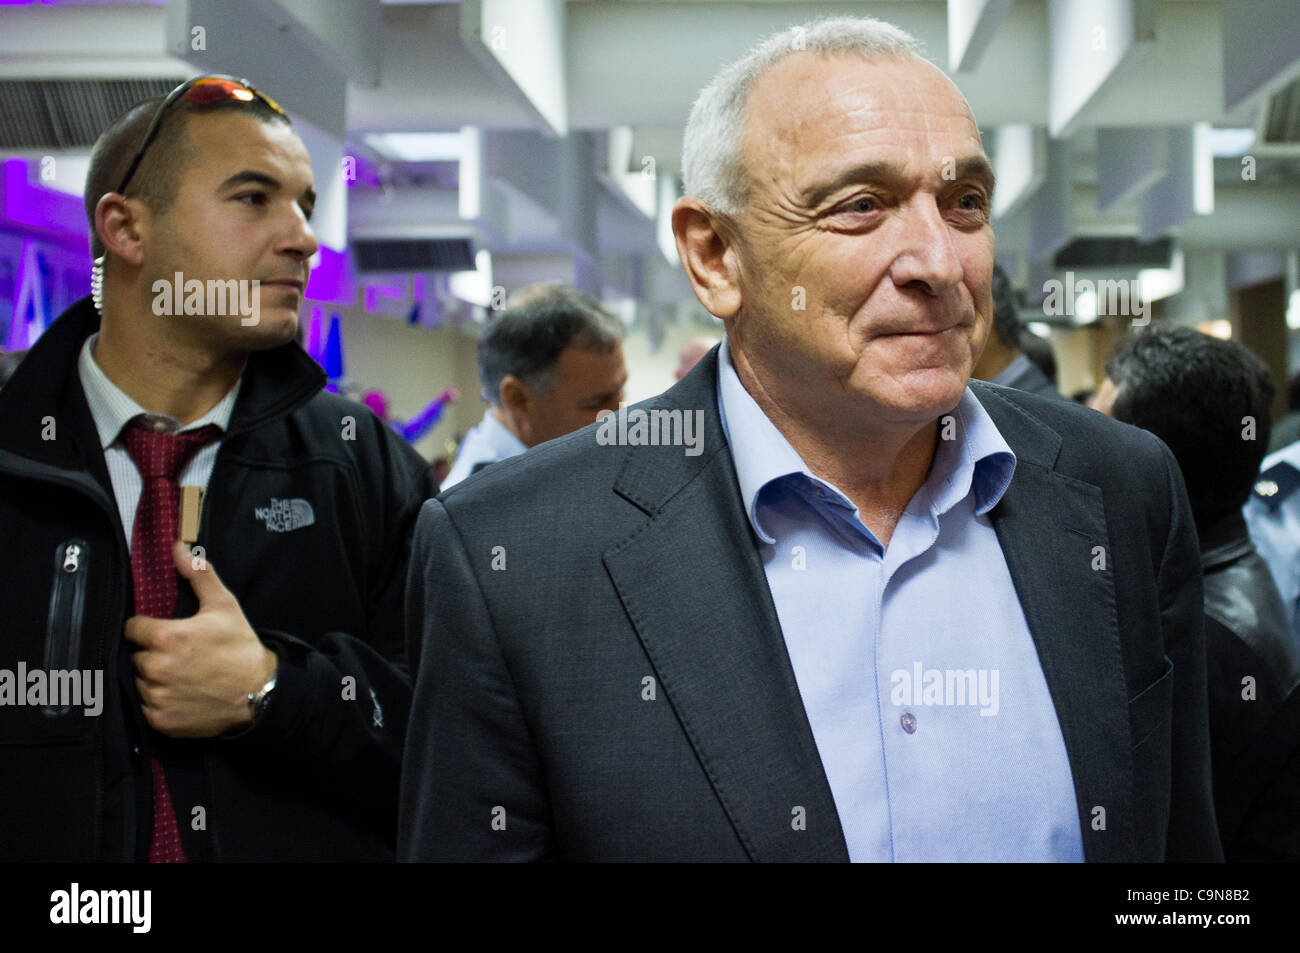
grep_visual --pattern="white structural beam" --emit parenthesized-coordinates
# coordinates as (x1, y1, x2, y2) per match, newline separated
(948, 0, 1013, 73)
(266, 0, 383, 88)
(350, 186, 463, 239)
(483, 129, 597, 257)
(600, 127, 657, 219)
(1222, 0, 1300, 110)
(164, 0, 349, 139)
(0, 4, 181, 78)
(991, 124, 1047, 220)
(1048, 0, 1155, 137)
(1139, 124, 1214, 242)
(1096, 127, 1167, 212)
(1028, 138, 1074, 263)
(460, 0, 567, 136)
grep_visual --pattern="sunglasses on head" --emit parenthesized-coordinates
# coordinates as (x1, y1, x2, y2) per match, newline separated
(115, 74, 288, 196)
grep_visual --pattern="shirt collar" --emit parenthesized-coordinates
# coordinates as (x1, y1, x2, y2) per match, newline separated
(76, 333, 241, 448)
(717, 335, 1016, 544)
(476, 407, 528, 457)
(1262, 438, 1300, 474)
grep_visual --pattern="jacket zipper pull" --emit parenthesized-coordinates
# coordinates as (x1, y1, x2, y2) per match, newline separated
(63, 543, 81, 573)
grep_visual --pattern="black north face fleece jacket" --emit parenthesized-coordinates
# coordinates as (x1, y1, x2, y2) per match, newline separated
(0, 296, 437, 861)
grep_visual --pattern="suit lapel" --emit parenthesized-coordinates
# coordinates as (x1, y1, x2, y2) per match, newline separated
(972, 382, 1135, 861)
(602, 352, 849, 861)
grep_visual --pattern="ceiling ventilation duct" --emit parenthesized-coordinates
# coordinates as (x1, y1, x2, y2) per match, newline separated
(352, 238, 477, 274)
(1256, 74, 1300, 157)
(0, 79, 183, 150)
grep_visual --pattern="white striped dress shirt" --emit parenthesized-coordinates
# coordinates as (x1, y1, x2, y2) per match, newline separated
(76, 333, 241, 550)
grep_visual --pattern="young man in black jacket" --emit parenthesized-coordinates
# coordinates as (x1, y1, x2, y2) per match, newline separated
(0, 77, 436, 861)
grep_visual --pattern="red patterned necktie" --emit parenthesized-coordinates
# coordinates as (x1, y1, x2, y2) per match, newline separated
(122, 418, 220, 863)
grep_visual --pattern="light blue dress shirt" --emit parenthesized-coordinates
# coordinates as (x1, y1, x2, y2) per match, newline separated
(442, 407, 528, 490)
(1244, 440, 1300, 646)
(716, 338, 1083, 862)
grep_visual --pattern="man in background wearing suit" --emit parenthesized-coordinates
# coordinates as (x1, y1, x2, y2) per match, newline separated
(440, 283, 626, 490)
(400, 16, 1219, 862)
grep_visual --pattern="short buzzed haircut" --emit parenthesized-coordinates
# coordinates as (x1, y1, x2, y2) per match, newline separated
(682, 16, 920, 215)
(84, 89, 289, 258)
(477, 284, 624, 405)
(1107, 327, 1274, 525)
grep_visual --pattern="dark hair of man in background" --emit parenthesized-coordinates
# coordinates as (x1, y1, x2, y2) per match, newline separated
(1019, 331, 1057, 387)
(84, 93, 290, 260)
(477, 283, 623, 405)
(1106, 327, 1273, 523)
(989, 264, 1021, 351)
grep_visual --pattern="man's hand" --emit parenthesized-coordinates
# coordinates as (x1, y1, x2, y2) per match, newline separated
(123, 540, 278, 738)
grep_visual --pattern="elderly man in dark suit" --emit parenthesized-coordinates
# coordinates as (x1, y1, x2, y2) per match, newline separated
(399, 16, 1220, 862)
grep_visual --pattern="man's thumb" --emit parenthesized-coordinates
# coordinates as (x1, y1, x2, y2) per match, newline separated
(171, 539, 229, 607)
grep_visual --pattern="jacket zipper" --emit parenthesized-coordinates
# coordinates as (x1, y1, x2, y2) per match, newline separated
(0, 446, 133, 858)
(42, 538, 89, 717)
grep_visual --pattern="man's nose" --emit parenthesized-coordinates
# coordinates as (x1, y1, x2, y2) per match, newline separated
(278, 204, 319, 262)
(889, 198, 964, 295)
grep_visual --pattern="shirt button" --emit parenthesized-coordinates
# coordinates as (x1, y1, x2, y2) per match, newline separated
(900, 711, 917, 734)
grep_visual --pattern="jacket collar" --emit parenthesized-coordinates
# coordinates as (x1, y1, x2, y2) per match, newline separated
(1198, 509, 1255, 571)
(0, 295, 326, 471)
(605, 353, 1133, 861)
(604, 346, 849, 860)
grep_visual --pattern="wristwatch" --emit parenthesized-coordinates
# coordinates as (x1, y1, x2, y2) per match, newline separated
(246, 671, 278, 725)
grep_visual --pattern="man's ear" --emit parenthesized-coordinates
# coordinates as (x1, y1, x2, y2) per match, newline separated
(499, 375, 530, 417)
(498, 376, 534, 445)
(94, 193, 147, 267)
(672, 198, 742, 320)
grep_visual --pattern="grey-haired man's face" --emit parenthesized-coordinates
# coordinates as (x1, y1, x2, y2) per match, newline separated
(503, 342, 627, 447)
(726, 52, 995, 427)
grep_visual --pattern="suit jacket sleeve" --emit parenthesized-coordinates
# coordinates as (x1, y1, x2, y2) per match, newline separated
(399, 498, 553, 861)
(1154, 437, 1224, 861)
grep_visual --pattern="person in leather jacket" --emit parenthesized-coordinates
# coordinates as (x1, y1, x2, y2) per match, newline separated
(1099, 326, 1300, 861)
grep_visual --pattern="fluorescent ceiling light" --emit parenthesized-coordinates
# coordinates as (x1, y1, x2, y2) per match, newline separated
(1193, 123, 1215, 215)
(449, 249, 493, 308)
(657, 175, 680, 265)
(1139, 249, 1186, 303)
(1208, 127, 1255, 157)
(1026, 321, 1053, 339)
(1073, 289, 1097, 323)
(364, 132, 462, 162)
(459, 127, 481, 221)
(1198, 319, 1233, 340)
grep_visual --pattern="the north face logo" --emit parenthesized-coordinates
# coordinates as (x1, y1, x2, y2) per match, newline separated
(253, 498, 315, 532)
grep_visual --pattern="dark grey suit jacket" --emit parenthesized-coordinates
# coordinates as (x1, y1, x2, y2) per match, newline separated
(399, 347, 1221, 862)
